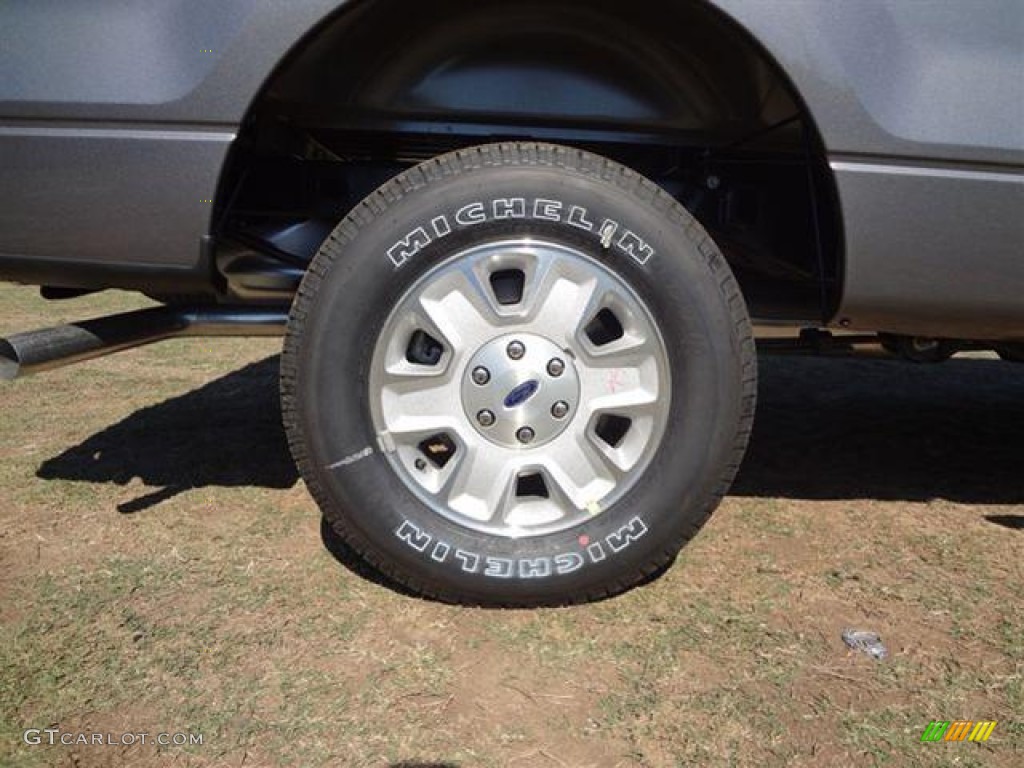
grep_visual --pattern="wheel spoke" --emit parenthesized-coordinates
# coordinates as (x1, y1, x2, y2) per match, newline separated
(581, 329, 657, 363)
(417, 270, 498, 351)
(540, 434, 620, 511)
(578, 357, 660, 418)
(526, 268, 602, 345)
(445, 443, 518, 524)
(516, 250, 561, 318)
(379, 371, 463, 439)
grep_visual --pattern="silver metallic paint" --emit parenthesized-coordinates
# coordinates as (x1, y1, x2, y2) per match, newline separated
(831, 159, 1024, 338)
(1, 0, 1021, 337)
(0, 127, 233, 278)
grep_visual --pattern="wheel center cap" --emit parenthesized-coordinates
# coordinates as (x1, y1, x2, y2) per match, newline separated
(462, 333, 580, 449)
(503, 379, 540, 408)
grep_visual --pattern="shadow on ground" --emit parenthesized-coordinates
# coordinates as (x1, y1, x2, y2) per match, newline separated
(985, 515, 1024, 531)
(731, 355, 1024, 504)
(36, 357, 297, 513)
(36, 353, 1024, 513)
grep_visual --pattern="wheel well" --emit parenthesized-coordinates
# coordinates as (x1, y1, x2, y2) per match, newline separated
(213, 0, 841, 323)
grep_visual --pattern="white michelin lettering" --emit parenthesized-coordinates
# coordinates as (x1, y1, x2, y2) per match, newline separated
(326, 446, 373, 470)
(395, 520, 431, 552)
(607, 516, 649, 553)
(386, 200, 656, 268)
(455, 202, 486, 225)
(394, 515, 649, 578)
(554, 552, 585, 574)
(533, 198, 563, 222)
(617, 230, 655, 265)
(567, 205, 595, 231)
(431, 215, 452, 237)
(518, 557, 552, 579)
(484, 557, 515, 578)
(492, 197, 526, 219)
(455, 549, 480, 573)
(430, 541, 451, 562)
(387, 226, 431, 268)
(599, 219, 618, 248)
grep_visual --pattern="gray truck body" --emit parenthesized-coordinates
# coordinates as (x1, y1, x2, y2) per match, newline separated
(1, 0, 1022, 339)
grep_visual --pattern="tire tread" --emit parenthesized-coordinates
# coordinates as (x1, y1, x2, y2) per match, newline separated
(281, 142, 756, 606)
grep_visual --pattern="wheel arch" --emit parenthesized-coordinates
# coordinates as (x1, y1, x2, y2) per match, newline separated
(213, 0, 844, 322)
(223, 1, 834, 132)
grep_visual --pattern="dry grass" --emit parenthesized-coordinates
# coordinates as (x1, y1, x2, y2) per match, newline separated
(1, 283, 1021, 767)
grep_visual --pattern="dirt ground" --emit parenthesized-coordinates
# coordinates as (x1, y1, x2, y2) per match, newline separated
(1, 285, 1021, 767)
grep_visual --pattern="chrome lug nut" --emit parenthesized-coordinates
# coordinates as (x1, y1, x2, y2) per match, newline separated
(546, 357, 565, 377)
(516, 426, 535, 444)
(471, 366, 491, 385)
(551, 401, 570, 419)
(506, 340, 526, 360)
(477, 409, 496, 427)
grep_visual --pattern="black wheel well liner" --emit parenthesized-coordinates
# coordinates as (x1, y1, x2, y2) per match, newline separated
(214, 0, 843, 323)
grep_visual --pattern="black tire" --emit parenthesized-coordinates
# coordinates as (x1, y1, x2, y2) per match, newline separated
(281, 142, 756, 606)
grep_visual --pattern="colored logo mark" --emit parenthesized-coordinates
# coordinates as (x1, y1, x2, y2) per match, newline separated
(503, 379, 539, 408)
(920, 720, 997, 742)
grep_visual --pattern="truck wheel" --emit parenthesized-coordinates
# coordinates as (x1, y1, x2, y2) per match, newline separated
(281, 143, 755, 605)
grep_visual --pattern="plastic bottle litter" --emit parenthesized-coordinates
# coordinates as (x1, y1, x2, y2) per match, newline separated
(841, 628, 888, 660)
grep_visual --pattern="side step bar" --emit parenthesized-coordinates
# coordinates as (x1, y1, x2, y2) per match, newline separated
(0, 306, 287, 380)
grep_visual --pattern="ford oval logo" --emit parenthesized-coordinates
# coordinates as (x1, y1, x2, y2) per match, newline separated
(503, 379, 539, 409)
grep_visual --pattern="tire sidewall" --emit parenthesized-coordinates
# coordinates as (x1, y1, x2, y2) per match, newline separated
(291, 159, 747, 602)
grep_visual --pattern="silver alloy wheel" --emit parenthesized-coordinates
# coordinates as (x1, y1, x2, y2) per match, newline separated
(369, 239, 670, 538)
